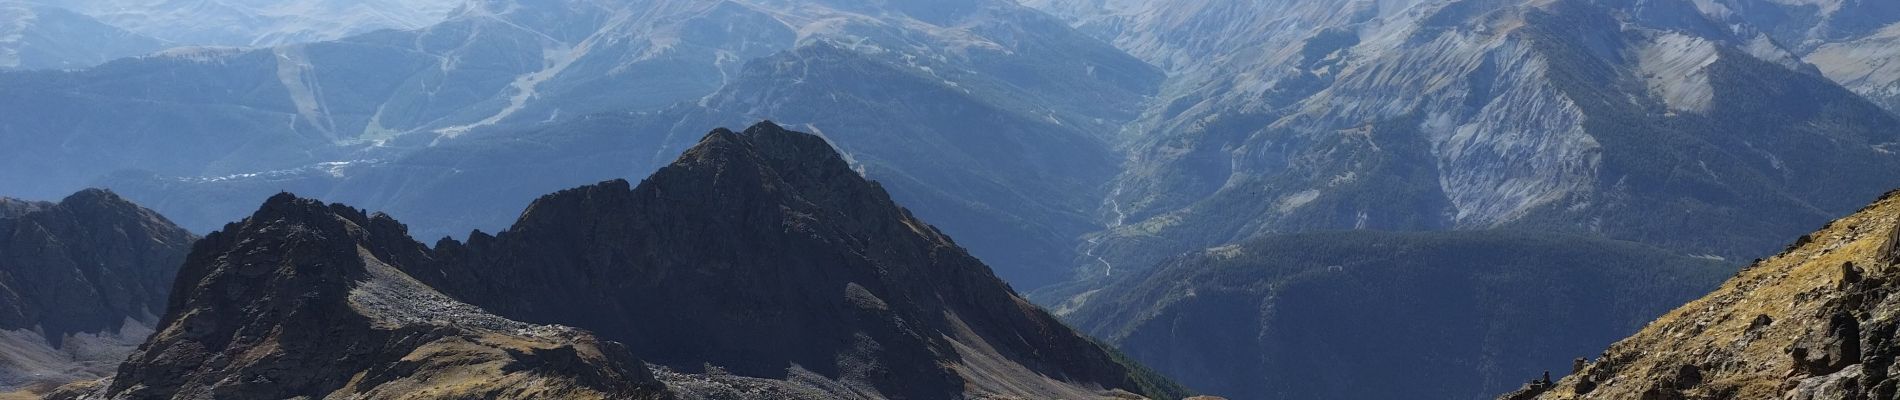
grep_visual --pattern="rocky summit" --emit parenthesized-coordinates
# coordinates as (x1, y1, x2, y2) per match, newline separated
(0, 189, 195, 394)
(411, 121, 1181, 399)
(1513, 190, 1900, 400)
(54, 193, 667, 400)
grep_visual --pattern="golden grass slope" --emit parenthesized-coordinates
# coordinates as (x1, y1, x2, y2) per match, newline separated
(1535, 191, 1900, 399)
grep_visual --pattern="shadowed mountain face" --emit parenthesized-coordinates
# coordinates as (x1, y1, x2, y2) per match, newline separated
(63, 193, 668, 400)
(1065, 230, 1732, 400)
(1520, 190, 1900, 400)
(410, 122, 1180, 399)
(76, 122, 1183, 400)
(0, 189, 195, 392)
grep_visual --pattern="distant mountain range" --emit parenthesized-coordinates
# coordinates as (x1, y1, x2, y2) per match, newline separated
(10, 0, 1894, 292)
(35, 0, 462, 48)
(0, 2, 164, 70)
(4, 0, 1900, 398)
(0, 0, 1160, 288)
(1019, 0, 1900, 283)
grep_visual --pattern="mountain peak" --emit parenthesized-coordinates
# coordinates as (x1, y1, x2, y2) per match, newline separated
(0, 189, 195, 391)
(412, 122, 1180, 399)
(57, 188, 124, 206)
(679, 121, 850, 171)
(88, 194, 667, 399)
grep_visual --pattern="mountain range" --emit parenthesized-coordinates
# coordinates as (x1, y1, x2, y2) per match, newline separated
(30, 122, 1184, 400)
(3, 0, 1900, 398)
(0, 2, 164, 70)
(0, 0, 1159, 288)
(10, 0, 1897, 291)
(1019, 0, 1900, 284)
(35, 0, 463, 48)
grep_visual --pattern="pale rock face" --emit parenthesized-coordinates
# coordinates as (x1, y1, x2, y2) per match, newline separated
(1637, 33, 1719, 115)
(1280, 10, 1603, 227)
(1807, 23, 1900, 111)
(1427, 41, 1601, 227)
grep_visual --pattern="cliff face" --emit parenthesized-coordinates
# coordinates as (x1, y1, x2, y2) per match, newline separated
(72, 193, 667, 400)
(0, 189, 195, 392)
(412, 121, 1180, 399)
(1522, 190, 1900, 400)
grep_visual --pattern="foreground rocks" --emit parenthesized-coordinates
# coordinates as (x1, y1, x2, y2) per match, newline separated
(1522, 190, 1900, 399)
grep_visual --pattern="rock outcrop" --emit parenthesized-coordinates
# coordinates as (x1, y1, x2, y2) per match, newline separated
(65, 193, 668, 400)
(0, 189, 195, 392)
(1526, 190, 1900, 399)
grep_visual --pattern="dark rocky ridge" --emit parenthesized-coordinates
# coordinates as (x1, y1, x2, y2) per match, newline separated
(71, 193, 667, 399)
(0, 189, 194, 392)
(405, 121, 1181, 399)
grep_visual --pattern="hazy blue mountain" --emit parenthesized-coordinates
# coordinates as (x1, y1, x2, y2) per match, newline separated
(40, 0, 463, 48)
(1064, 230, 1730, 400)
(100, 40, 1133, 287)
(0, 2, 165, 70)
(1022, 0, 1900, 283)
(53, 0, 1159, 288)
(1684, 0, 1900, 114)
